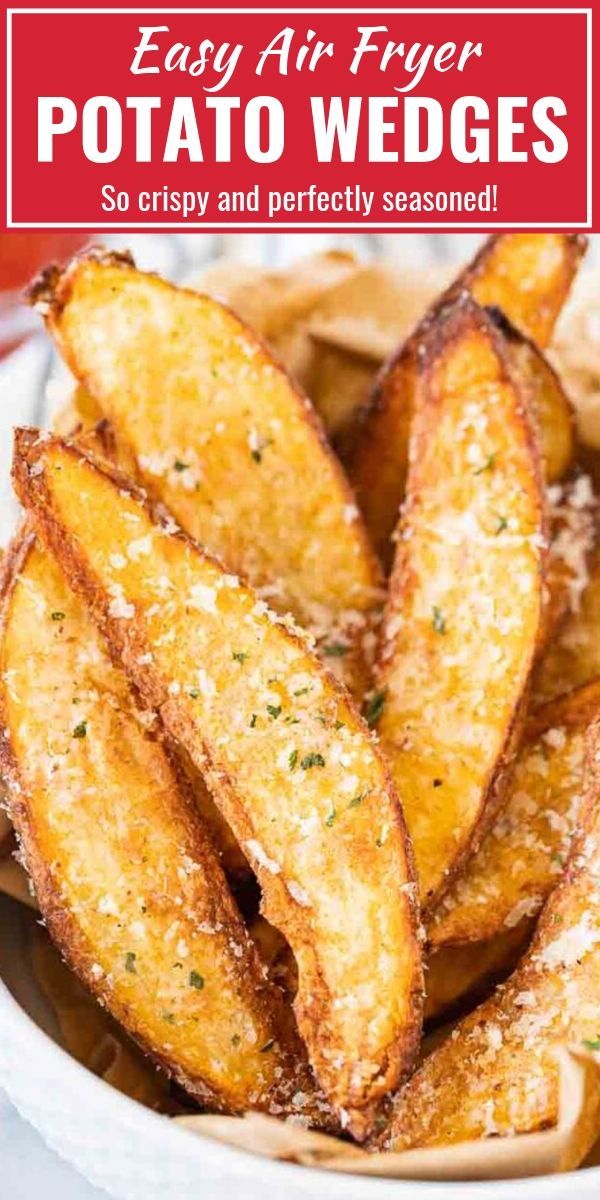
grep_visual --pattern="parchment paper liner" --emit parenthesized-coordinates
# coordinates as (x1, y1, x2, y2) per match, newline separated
(175, 1049, 600, 1181)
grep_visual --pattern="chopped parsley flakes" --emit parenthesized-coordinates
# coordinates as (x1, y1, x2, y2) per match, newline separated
(125, 951, 137, 974)
(495, 514, 509, 534)
(363, 689, 387, 729)
(301, 752, 325, 770)
(173, 460, 189, 473)
(72, 721, 88, 739)
(266, 704, 281, 720)
(322, 642, 348, 658)
(432, 606, 446, 634)
(348, 789, 368, 809)
(232, 652, 248, 664)
(325, 808, 337, 827)
(582, 1037, 600, 1051)
(189, 970, 204, 990)
(51, 611, 65, 622)
(288, 749, 298, 770)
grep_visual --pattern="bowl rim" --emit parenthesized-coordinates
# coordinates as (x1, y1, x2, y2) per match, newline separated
(1, 975, 600, 1199)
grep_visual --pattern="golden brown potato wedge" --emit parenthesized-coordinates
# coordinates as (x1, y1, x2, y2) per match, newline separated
(30, 251, 382, 699)
(428, 681, 600, 948)
(534, 548, 600, 704)
(424, 923, 531, 1024)
(80, 421, 251, 883)
(384, 713, 600, 1157)
(350, 234, 585, 562)
(0, 528, 326, 1120)
(375, 297, 547, 907)
(13, 430, 423, 1133)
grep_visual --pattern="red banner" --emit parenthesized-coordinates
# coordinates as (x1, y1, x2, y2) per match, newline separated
(3, 5, 593, 230)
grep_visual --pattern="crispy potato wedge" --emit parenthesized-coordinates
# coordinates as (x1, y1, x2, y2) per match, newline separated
(55, 419, 251, 885)
(534, 548, 600, 704)
(424, 923, 531, 1024)
(0, 528, 326, 1119)
(384, 713, 600, 1156)
(428, 681, 600, 948)
(465, 234, 588, 348)
(375, 297, 546, 906)
(13, 431, 423, 1132)
(350, 234, 585, 562)
(30, 251, 382, 698)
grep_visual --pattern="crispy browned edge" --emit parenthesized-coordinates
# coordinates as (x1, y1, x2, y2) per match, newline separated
(0, 523, 313, 1117)
(27, 247, 384, 597)
(378, 294, 548, 912)
(12, 428, 424, 1130)
(349, 234, 586, 562)
(485, 303, 576, 441)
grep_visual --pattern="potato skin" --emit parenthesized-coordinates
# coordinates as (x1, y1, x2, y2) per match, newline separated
(0, 528, 327, 1121)
(350, 234, 586, 563)
(12, 430, 423, 1136)
(29, 250, 383, 700)
(384, 714, 600, 1163)
(375, 296, 547, 908)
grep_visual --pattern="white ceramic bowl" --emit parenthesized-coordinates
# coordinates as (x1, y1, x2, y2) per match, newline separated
(0, 897, 598, 1200)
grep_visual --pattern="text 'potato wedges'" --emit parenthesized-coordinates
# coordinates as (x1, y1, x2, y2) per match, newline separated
(375, 297, 547, 906)
(429, 681, 600, 948)
(351, 234, 585, 561)
(13, 430, 423, 1132)
(0, 530, 323, 1119)
(30, 251, 383, 698)
(385, 714, 600, 1165)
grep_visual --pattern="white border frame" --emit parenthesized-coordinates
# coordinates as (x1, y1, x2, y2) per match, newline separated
(4, 6, 594, 229)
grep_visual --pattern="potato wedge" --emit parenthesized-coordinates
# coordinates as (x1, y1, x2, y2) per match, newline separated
(384, 713, 600, 1156)
(13, 430, 423, 1132)
(375, 297, 546, 906)
(0, 528, 326, 1119)
(62, 419, 251, 885)
(534, 548, 600, 704)
(428, 681, 600, 948)
(30, 251, 382, 698)
(350, 234, 585, 562)
(425, 924, 531, 1023)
